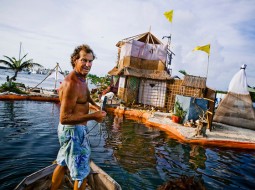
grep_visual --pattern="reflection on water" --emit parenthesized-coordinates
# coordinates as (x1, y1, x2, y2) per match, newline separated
(0, 101, 255, 190)
(0, 101, 59, 190)
(189, 145, 207, 170)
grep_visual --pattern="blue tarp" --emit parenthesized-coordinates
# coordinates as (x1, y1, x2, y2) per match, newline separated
(175, 95, 208, 122)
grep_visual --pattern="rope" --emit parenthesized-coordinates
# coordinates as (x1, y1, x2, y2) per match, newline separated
(28, 72, 54, 92)
(57, 63, 65, 75)
(28, 63, 63, 92)
(87, 122, 100, 135)
(87, 99, 107, 147)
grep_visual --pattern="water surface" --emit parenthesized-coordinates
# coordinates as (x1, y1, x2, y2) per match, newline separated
(0, 101, 255, 190)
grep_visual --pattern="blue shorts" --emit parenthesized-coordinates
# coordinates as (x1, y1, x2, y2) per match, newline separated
(56, 123, 91, 183)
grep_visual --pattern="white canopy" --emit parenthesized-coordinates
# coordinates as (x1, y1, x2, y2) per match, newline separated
(228, 64, 249, 95)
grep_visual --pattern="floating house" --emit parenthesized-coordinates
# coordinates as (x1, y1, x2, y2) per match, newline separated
(108, 32, 170, 108)
(108, 31, 216, 129)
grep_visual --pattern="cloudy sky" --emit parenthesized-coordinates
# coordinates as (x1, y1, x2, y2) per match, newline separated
(0, 0, 254, 91)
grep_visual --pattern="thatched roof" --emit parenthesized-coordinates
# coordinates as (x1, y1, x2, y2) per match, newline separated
(108, 66, 171, 80)
(116, 32, 163, 47)
(108, 67, 121, 76)
(182, 75, 206, 89)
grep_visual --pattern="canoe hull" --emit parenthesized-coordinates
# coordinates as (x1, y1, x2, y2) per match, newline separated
(14, 161, 121, 190)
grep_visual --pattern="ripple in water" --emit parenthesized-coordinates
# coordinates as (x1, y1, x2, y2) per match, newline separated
(0, 101, 255, 190)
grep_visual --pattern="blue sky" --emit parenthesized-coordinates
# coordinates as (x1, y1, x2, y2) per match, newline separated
(0, 0, 255, 91)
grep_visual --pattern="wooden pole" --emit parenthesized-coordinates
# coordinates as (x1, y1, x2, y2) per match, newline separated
(19, 42, 22, 60)
(54, 63, 59, 90)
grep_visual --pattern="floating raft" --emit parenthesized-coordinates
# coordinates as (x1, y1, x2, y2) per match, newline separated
(107, 107, 255, 150)
(0, 92, 59, 102)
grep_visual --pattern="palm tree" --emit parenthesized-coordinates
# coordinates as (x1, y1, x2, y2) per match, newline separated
(0, 54, 42, 83)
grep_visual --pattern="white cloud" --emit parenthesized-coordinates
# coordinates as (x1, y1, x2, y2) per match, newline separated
(0, 0, 255, 90)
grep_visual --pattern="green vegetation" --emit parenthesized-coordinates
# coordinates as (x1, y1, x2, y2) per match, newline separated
(216, 90, 227, 94)
(179, 70, 188, 76)
(0, 54, 42, 82)
(250, 92, 255, 102)
(87, 74, 111, 90)
(248, 86, 255, 102)
(174, 99, 187, 120)
(0, 53, 42, 94)
(0, 82, 27, 94)
(87, 74, 111, 102)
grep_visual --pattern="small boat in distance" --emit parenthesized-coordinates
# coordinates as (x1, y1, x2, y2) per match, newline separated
(14, 160, 122, 190)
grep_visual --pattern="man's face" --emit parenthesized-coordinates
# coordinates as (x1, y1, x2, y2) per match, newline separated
(74, 50, 94, 76)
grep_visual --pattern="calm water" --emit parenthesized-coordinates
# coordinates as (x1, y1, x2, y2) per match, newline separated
(0, 101, 255, 190)
(0, 69, 63, 90)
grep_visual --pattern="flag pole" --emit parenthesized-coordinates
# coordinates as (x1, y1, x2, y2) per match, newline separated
(192, 44, 210, 81)
(163, 10, 174, 74)
(206, 55, 210, 79)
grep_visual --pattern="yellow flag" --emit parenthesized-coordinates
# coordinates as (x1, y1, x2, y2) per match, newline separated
(164, 10, 174, 23)
(193, 44, 210, 55)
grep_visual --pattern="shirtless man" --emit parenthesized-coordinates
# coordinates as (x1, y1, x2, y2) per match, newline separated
(51, 44, 106, 190)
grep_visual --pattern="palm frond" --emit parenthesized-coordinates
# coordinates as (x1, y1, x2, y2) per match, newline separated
(12, 57, 17, 62)
(21, 60, 42, 68)
(1, 54, 43, 80)
(179, 70, 188, 76)
(20, 53, 28, 61)
(0, 59, 15, 69)
(3, 56, 15, 64)
(19, 62, 32, 69)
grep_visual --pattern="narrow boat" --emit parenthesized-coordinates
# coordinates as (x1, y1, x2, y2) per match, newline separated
(14, 160, 122, 190)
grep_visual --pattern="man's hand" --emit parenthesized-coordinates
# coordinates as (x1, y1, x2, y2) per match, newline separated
(93, 111, 107, 123)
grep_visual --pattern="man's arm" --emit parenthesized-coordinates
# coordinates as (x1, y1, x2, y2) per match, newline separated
(88, 95, 100, 111)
